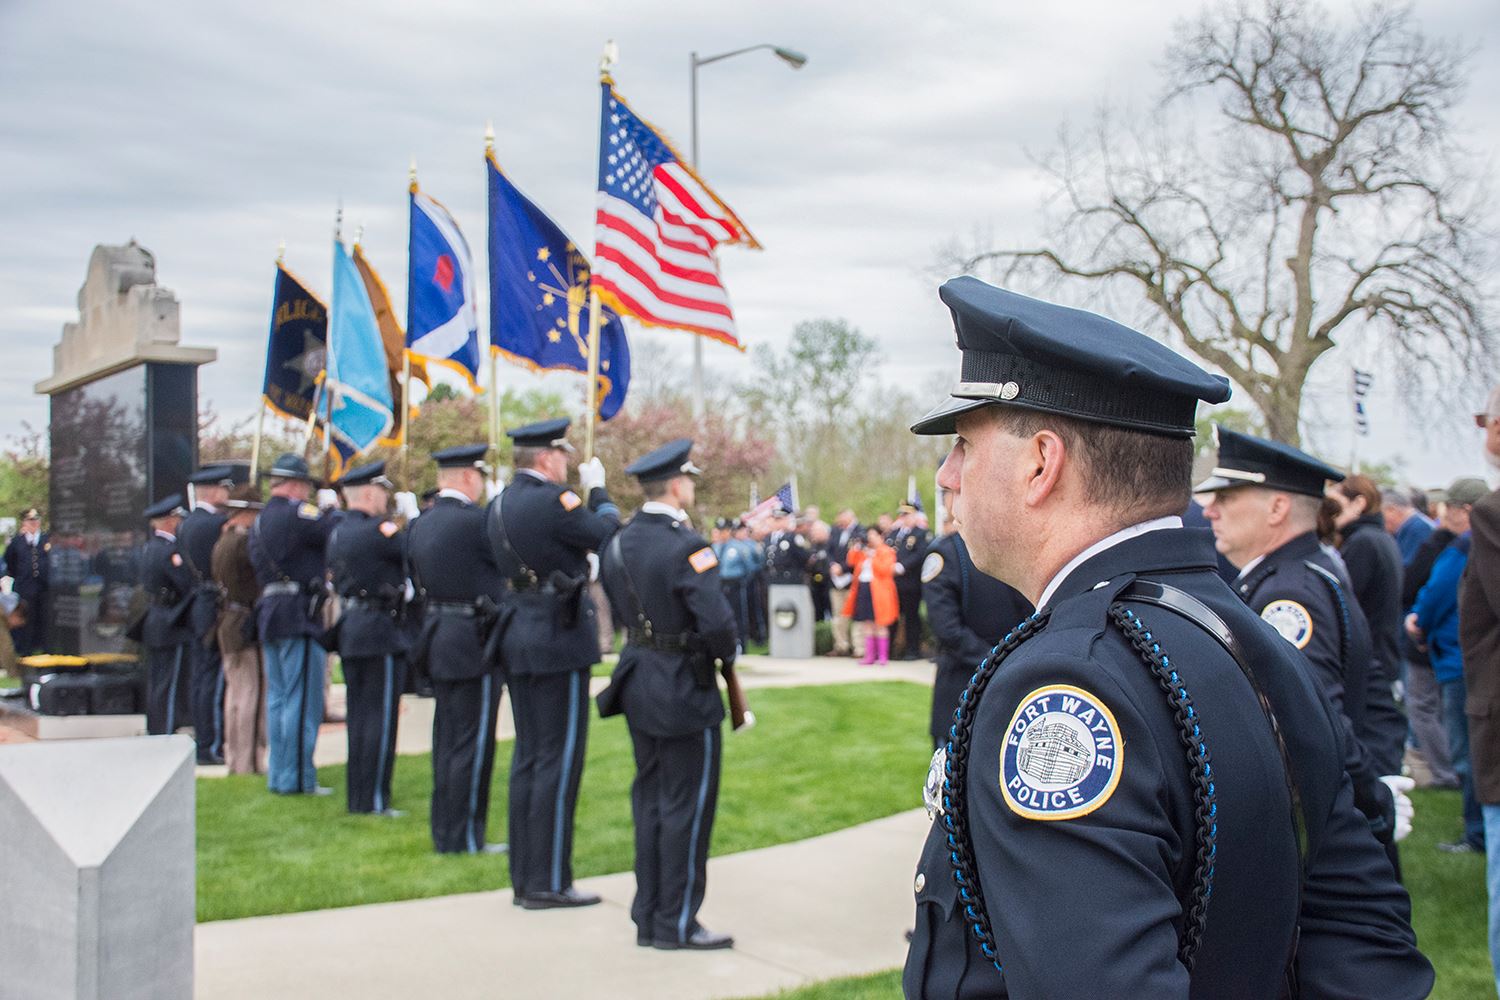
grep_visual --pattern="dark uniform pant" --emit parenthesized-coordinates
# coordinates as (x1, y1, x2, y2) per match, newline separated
(344, 653, 407, 813)
(10, 588, 44, 657)
(896, 584, 923, 659)
(930, 657, 968, 750)
(431, 671, 504, 853)
(628, 722, 721, 944)
(145, 643, 191, 736)
(722, 578, 752, 644)
(507, 668, 590, 895)
(811, 580, 831, 623)
(190, 640, 225, 762)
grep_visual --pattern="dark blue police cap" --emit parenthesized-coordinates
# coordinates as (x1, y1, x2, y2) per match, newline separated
(911, 277, 1232, 438)
(339, 461, 393, 489)
(267, 453, 315, 482)
(625, 439, 702, 484)
(432, 444, 490, 471)
(1195, 427, 1343, 498)
(506, 418, 575, 453)
(188, 466, 236, 487)
(144, 494, 187, 520)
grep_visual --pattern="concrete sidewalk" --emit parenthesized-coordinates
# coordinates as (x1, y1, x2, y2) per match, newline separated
(195, 808, 929, 1000)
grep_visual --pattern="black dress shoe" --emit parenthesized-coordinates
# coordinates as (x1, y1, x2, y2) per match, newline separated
(654, 927, 734, 950)
(481, 842, 509, 855)
(197, 754, 225, 766)
(636, 931, 652, 947)
(518, 887, 603, 910)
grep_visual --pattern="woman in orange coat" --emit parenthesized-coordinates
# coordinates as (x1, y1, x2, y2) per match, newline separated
(842, 526, 899, 664)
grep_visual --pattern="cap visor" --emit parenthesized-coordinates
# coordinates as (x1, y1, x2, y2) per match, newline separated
(1192, 475, 1241, 495)
(910, 396, 990, 436)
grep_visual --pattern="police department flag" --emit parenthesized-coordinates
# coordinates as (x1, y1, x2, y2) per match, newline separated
(408, 182, 482, 388)
(262, 262, 327, 422)
(593, 79, 758, 350)
(322, 238, 395, 479)
(352, 241, 426, 444)
(488, 153, 631, 420)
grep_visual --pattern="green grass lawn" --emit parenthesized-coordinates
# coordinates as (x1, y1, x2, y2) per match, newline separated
(196, 680, 932, 922)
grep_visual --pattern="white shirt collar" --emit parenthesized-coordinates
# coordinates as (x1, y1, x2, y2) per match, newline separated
(437, 488, 473, 505)
(194, 501, 218, 514)
(154, 529, 176, 542)
(641, 500, 688, 523)
(1037, 515, 1183, 610)
(1233, 553, 1266, 582)
(515, 468, 550, 483)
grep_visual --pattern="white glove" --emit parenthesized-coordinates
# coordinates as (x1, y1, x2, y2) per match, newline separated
(1379, 775, 1415, 843)
(393, 491, 421, 521)
(586, 552, 601, 583)
(579, 457, 607, 495)
(316, 488, 340, 510)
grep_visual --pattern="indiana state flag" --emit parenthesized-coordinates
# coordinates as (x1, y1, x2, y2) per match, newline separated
(408, 183, 482, 389)
(262, 263, 327, 422)
(488, 153, 630, 419)
(323, 238, 395, 479)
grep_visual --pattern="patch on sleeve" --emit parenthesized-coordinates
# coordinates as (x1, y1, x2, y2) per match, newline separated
(298, 502, 321, 520)
(688, 547, 719, 574)
(1000, 684, 1123, 821)
(1260, 599, 1313, 649)
(559, 490, 582, 511)
(379, 520, 399, 538)
(920, 551, 945, 583)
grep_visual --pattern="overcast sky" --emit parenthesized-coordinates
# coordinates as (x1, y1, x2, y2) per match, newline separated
(2, 0, 1496, 485)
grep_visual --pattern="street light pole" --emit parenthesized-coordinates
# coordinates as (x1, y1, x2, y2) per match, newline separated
(687, 43, 807, 423)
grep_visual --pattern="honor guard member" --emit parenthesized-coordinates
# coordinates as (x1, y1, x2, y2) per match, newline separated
(4, 507, 50, 656)
(249, 454, 336, 796)
(488, 418, 620, 908)
(407, 444, 508, 854)
(921, 517, 1032, 750)
(326, 461, 409, 816)
(138, 495, 193, 735)
(764, 512, 811, 585)
(888, 503, 931, 660)
(1199, 429, 1416, 869)
(597, 439, 738, 952)
(903, 278, 1431, 999)
(180, 466, 235, 764)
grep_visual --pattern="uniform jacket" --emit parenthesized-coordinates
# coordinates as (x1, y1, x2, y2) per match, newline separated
(842, 543, 898, 626)
(764, 530, 811, 585)
(408, 495, 506, 682)
(139, 531, 194, 650)
(1236, 531, 1398, 837)
(4, 531, 49, 598)
(179, 504, 229, 639)
(828, 522, 864, 577)
(905, 527, 1431, 1000)
(249, 495, 335, 642)
(888, 526, 930, 593)
(598, 510, 737, 738)
(211, 526, 259, 655)
(328, 510, 409, 660)
(714, 538, 752, 581)
(1460, 490, 1500, 803)
(1337, 516, 1409, 771)
(487, 471, 618, 676)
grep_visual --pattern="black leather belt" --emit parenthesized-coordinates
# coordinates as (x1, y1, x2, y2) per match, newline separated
(261, 581, 302, 598)
(626, 628, 691, 651)
(427, 601, 478, 618)
(344, 596, 398, 613)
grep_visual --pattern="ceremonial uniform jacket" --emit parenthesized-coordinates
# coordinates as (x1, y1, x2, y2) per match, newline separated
(139, 531, 194, 650)
(921, 531, 1031, 675)
(4, 531, 49, 600)
(828, 523, 864, 577)
(764, 530, 811, 585)
(211, 526, 259, 655)
(1235, 531, 1397, 839)
(598, 509, 737, 738)
(178, 504, 228, 639)
(888, 526, 930, 593)
(328, 510, 408, 660)
(905, 527, 1431, 999)
(714, 538, 751, 581)
(248, 495, 335, 643)
(407, 494, 506, 682)
(487, 471, 618, 676)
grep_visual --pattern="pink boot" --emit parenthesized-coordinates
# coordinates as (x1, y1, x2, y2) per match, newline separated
(875, 636, 890, 665)
(858, 636, 877, 665)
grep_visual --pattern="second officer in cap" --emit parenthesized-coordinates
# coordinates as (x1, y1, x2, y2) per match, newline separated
(598, 440, 738, 951)
(407, 444, 508, 854)
(180, 466, 235, 764)
(327, 461, 409, 816)
(137, 495, 193, 735)
(489, 418, 620, 908)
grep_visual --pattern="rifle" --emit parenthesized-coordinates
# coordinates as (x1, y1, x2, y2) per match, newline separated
(722, 662, 755, 731)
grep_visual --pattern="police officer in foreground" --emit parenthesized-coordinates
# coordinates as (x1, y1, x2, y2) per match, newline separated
(1198, 428, 1416, 871)
(138, 495, 193, 735)
(920, 507, 1032, 750)
(407, 444, 507, 854)
(888, 503, 930, 659)
(488, 418, 619, 907)
(903, 277, 1431, 998)
(180, 466, 235, 764)
(326, 461, 408, 816)
(597, 439, 738, 951)
(249, 454, 335, 796)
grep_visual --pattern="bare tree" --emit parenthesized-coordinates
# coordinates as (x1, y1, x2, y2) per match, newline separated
(959, 0, 1489, 444)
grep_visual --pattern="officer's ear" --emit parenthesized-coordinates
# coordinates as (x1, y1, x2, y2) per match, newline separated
(1022, 429, 1069, 509)
(1265, 491, 1293, 528)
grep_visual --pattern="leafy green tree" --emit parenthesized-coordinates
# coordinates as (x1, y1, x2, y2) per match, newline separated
(0, 424, 48, 523)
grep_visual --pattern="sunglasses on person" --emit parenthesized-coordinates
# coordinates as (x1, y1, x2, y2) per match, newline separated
(1477, 414, 1496, 428)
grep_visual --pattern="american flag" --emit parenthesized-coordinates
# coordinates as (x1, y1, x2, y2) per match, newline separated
(747, 482, 797, 521)
(594, 80, 758, 350)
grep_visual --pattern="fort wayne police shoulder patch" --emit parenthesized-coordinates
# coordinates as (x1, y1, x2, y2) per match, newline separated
(1260, 599, 1313, 649)
(1000, 684, 1123, 821)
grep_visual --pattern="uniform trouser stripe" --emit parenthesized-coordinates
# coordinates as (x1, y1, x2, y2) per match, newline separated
(467, 673, 494, 853)
(166, 645, 184, 733)
(677, 727, 714, 941)
(374, 655, 394, 813)
(551, 670, 582, 890)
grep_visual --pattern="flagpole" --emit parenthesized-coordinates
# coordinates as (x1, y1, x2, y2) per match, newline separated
(485, 122, 502, 487)
(400, 350, 412, 490)
(583, 288, 603, 461)
(253, 241, 286, 478)
(322, 205, 341, 482)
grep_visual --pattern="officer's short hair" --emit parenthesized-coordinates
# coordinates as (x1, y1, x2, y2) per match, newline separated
(640, 479, 671, 500)
(987, 407, 1192, 521)
(513, 445, 546, 470)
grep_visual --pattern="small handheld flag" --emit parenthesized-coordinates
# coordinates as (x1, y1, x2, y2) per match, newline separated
(408, 181, 482, 388)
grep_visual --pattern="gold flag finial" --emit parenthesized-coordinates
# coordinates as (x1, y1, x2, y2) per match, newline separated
(409, 156, 418, 194)
(600, 39, 618, 82)
(485, 121, 495, 154)
(276, 240, 286, 264)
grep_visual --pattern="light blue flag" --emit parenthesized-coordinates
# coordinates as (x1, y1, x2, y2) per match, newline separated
(324, 238, 395, 479)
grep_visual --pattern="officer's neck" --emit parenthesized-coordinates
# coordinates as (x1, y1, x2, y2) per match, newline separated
(1031, 513, 1183, 609)
(1244, 522, 1319, 568)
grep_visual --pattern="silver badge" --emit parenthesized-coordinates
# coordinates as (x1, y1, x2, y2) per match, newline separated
(1000, 381, 1020, 400)
(923, 746, 947, 820)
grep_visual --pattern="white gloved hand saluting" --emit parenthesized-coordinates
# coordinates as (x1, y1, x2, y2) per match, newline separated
(316, 488, 340, 510)
(393, 491, 421, 521)
(579, 457, 607, 495)
(1379, 774, 1416, 842)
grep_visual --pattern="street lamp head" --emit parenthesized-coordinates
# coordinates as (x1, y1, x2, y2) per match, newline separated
(773, 46, 808, 69)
